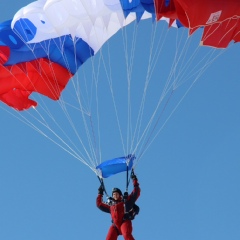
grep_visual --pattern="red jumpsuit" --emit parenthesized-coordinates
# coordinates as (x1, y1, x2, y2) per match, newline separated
(96, 179, 140, 240)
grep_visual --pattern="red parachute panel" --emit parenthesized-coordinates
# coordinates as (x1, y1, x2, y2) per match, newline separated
(174, 0, 240, 48)
(0, 47, 73, 110)
(201, 18, 240, 48)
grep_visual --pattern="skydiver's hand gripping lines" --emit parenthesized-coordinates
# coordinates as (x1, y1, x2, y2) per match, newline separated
(130, 169, 137, 181)
(123, 169, 137, 202)
(97, 176, 108, 196)
(98, 185, 104, 195)
(98, 176, 116, 203)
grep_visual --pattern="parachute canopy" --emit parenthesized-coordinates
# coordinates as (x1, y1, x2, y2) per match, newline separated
(0, 0, 240, 111)
(96, 155, 135, 178)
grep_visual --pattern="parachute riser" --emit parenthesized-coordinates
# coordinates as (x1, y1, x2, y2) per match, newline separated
(97, 176, 110, 198)
(124, 156, 134, 197)
(125, 154, 135, 193)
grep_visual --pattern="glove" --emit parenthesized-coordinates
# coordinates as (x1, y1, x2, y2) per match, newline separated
(131, 171, 137, 181)
(98, 185, 104, 195)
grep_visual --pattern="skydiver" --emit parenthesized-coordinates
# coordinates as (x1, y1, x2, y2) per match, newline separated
(96, 172, 140, 240)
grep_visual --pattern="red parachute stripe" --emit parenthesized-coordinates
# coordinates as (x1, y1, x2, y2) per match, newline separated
(174, 0, 240, 29)
(174, 0, 240, 48)
(0, 89, 37, 111)
(154, 0, 240, 48)
(201, 18, 240, 48)
(0, 47, 73, 110)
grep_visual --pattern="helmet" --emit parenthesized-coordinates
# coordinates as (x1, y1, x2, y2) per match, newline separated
(112, 188, 122, 196)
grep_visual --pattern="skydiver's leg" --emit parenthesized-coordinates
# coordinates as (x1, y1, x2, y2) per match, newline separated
(121, 220, 135, 240)
(106, 225, 119, 240)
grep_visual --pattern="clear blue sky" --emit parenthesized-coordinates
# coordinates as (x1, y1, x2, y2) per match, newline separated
(1, 1, 240, 240)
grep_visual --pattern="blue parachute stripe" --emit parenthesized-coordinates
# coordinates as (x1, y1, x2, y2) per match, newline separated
(136, 11, 145, 22)
(0, 20, 94, 74)
(13, 18, 37, 42)
(119, 0, 155, 19)
(165, 0, 170, 7)
(142, 2, 156, 14)
(176, 19, 183, 28)
(0, 20, 23, 48)
(96, 155, 135, 178)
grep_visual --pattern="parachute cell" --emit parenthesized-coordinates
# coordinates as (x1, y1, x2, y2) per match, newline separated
(0, 57, 73, 110)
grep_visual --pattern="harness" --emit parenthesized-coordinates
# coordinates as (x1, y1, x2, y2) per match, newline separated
(124, 203, 140, 220)
(111, 202, 140, 236)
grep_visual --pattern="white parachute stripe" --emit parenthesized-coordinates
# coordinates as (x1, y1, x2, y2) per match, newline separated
(12, 0, 150, 53)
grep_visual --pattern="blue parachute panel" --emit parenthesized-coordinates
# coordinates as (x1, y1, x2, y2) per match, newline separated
(0, 20, 94, 73)
(174, 19, 183, 28)
(119, 0, 155, 20)
(96, 155, 135, 178)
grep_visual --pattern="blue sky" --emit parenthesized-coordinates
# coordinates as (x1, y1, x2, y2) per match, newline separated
(1, 1, 240, 240)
